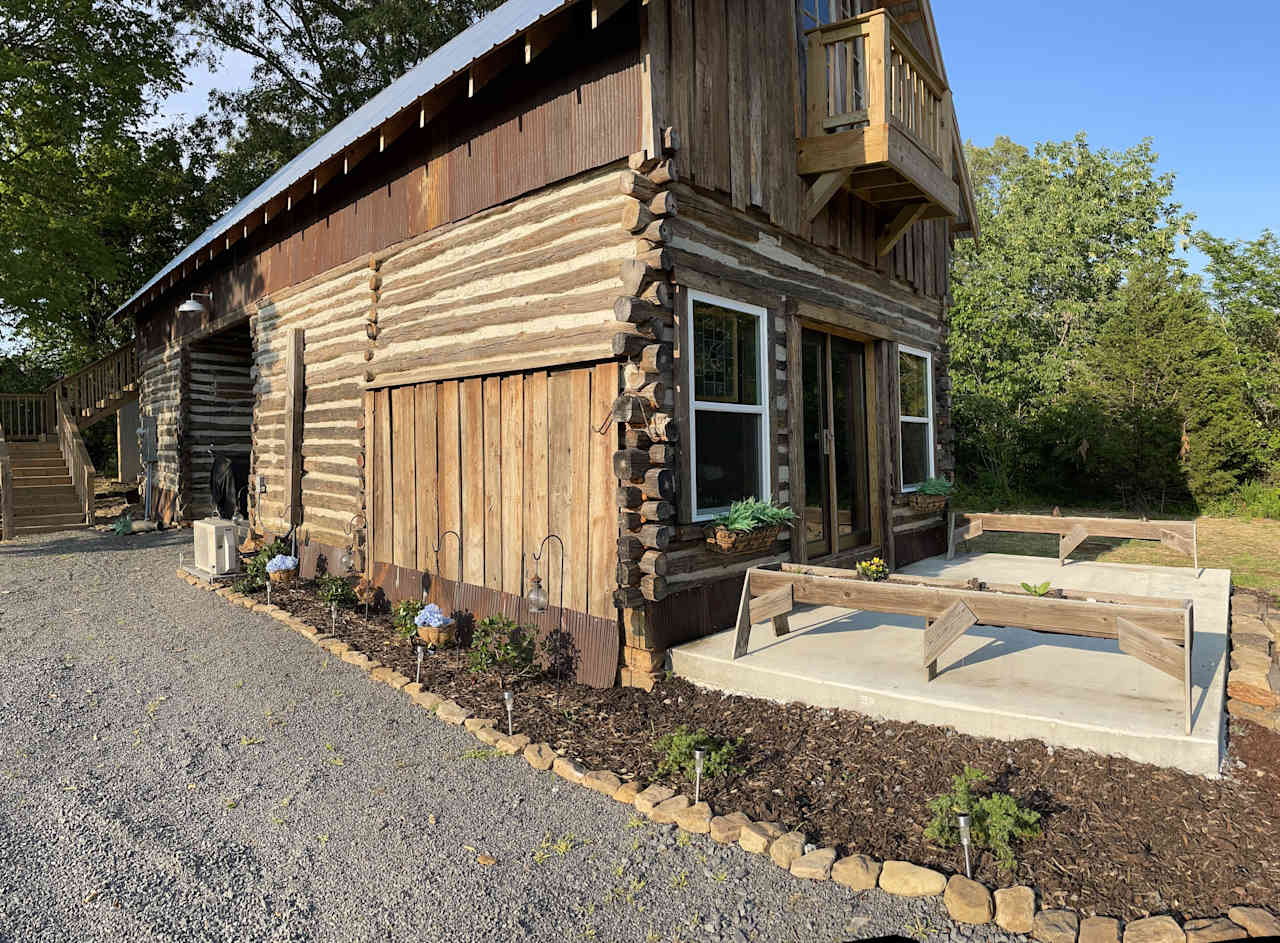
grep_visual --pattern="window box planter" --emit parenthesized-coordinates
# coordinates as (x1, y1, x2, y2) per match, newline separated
(268, 568, 297, 586)
(705, 522, 784, 556)
(908, 492, 948, 514)
(417, 618, 456, 649)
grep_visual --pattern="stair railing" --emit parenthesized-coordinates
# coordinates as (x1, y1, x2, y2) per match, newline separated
(0, 420, 13, 540)
(54, 390, 96, 526)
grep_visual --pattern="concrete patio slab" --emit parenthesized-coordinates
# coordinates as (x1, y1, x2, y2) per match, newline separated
(669, 553, 1230, 777)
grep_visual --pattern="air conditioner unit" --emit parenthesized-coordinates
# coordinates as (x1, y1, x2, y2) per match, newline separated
(193, 518, 240, 576)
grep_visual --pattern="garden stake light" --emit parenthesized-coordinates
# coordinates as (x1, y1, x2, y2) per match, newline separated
(694, 749, 706, 805)
(504, 690, 514, 736)
(957, 812, 973, 879)
(415, 644, 425, 684)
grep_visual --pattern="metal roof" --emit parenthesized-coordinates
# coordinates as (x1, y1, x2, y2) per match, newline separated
(114, 0, 573, 319)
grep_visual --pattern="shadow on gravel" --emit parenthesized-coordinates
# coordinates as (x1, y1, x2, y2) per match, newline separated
(0, 529, 188, 560)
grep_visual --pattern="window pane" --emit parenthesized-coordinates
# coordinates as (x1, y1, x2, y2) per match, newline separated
(898, 351, 927, 417)
(901, 421, 929, 489)
(695, 410, 762, 514)
(693, 300, 760, 405)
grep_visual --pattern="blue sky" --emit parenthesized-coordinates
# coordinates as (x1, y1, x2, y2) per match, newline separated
(166, 2, 1276, 255)
(932, 0, 1277, 258)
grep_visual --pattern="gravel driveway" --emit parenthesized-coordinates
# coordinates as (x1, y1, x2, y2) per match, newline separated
(0, 530, 1023, 943)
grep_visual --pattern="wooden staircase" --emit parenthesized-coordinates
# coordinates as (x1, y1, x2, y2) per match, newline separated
(4, 442, 89, 536)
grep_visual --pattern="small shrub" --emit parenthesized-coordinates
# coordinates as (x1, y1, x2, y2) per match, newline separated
(112, 512, 133, 537)
(855, 556, 889, 581)
(924, 766, 1041, 873)
(315, 574, 357, 609)
(238, 537, 290, 593)
(392, 599, 424, 639)
(653, 725, 742, 782)
(467, 615, 538, 687)
(712, 498, 798, 533)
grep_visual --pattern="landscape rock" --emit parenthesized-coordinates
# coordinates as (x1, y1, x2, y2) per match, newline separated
(1123, 915, 1184, 943)
(768, 832, 806, 870)
(1228, 668, 1280, 709)
(1182, 918, 1246, 943)
(633, 784, 675, 815)
(1034, 909, 1080, 943)
(340, 651, 376, 670)
(648, 795, 690, 825)
(1080, 916, 1122, 943)
(831, 854, 881, 890)
(612, 780, 644, 804)
(673, 801, 712, 834)
(411, 689, 443, 711)
(435, 701, 471, 725)
(475, 726, 504, 746)
(552, 757, 586, 783)
(790, 848, 836, 880)
(369, 666, 396, 683)
(496, 734, 530, 756)
(463, 717, 496, 732)
(402, 682, 424, 696)
(994, 886, 1036, 934)
(878, 860, 947, 897)
(737, 822, 784, 854)
(1226, 907, 1280, 938)
(522, 742, 555, 771)
(709, 812, 752, 844)
(944, 875, 993, 924)
(384, 672, 411, 689)
(581, 770, 622, 796)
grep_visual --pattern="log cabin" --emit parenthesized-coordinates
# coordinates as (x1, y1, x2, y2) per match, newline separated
(112, 0, 978, 687)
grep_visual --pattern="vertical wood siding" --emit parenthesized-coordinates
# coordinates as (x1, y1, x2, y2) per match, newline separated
(365, 361, 620, 621)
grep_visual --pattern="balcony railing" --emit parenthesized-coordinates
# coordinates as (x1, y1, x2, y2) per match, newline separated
(799, 8, 960, 241)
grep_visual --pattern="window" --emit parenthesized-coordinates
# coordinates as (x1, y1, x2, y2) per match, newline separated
(686, 291, 771, 520)
(898, 346, 934, 491)
(799, 0, 862, 30)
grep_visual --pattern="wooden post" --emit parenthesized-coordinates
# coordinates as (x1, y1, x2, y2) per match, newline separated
(731, 574, 754, 659)
(282, 329, 305, 530)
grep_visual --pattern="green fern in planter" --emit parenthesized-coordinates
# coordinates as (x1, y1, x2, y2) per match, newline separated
(712, 498, 797, 533)
(917, 477, 954, 497)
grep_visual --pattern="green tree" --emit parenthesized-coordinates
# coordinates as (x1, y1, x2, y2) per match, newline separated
(178, 0, 500, 214)
(949, 134, 1193, 499)
(1194, 229, 1280, 461)
(1080, 263, 1266, 507)
(0, 0, 212, 365)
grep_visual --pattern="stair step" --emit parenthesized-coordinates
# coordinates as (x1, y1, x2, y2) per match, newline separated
(14, 502, 84, 516)
(13, 458, 66, 468)
(12, 523, 88, 536)
(12, 474, 71, 486)
(14, 511, 85, 526)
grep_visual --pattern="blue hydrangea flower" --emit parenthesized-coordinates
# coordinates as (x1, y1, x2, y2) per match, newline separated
(265, 554, 299, 574)
(415, 603, 449, 628)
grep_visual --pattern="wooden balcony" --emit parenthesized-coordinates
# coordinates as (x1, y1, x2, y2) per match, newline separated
(797, 8, 962, 253)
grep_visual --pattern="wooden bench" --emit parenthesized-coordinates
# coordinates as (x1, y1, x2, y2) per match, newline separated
(947, 512, 1198, 570)
(732, 562, 1196, 733)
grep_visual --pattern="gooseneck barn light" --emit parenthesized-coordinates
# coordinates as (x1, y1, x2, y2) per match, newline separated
(524, 534, 565, 614)
(178, 292, 213, 315)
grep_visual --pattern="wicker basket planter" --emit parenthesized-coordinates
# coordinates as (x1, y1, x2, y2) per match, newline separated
(706, 523, 784, 556)
(908, 492, 948, 514)
(417, 618, 456, 649)
(268, 568, 297, 586)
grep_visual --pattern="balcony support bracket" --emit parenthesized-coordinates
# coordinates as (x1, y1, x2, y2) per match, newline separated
(804, 170, 853, 222)
(877, 201, 929, 256)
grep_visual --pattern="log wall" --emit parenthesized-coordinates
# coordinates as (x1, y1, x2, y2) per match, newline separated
(138, 345, 186, 523)
(188, 329, 254, 518)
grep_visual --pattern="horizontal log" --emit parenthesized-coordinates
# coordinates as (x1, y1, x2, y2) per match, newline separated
(648, 159, 678, 187)
(619, 509, 643, 531)
(618, 484, 644, 509)
(618, 561, 641, 586)
(622, 201, 654, 235)
(617, 535, 644, 560)
(643, 467, 674, 500)
(640, 574, 668, 602)
(663, 127, 680, 153)
(634, 218, 672, 244)
(639, 524, 672, 550)
(628, 151, 660, 174)
(648, 443, 678, 465)
(639, 550, 668, 575)
(614, 586, 645, 609)
(619, 170, 659, 203)
(649, 190, 678, 218)
(614, 297, 670, 324)
(648, 414, 679, 443)
(640, 500, 674, 522)
(624, 428, 652, 450)
(637, 344, 672, 374)
(613, 448, 650, 480)
(612, 333, 649, 359)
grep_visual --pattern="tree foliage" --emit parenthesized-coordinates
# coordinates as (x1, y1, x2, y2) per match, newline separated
(950, 134, 1274, 509)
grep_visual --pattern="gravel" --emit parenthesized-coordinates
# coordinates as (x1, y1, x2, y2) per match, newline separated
(0, 530, 1028, 942)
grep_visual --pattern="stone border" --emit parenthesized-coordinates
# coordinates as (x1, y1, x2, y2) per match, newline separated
(178, 570, 1280, 943)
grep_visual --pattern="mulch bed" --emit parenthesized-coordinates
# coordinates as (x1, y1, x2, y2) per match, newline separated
(247, 580, 1280, 921)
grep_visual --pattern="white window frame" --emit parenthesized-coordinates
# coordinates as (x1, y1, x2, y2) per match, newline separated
(685, 289, 772, 521)
(897, 344, 934, 493)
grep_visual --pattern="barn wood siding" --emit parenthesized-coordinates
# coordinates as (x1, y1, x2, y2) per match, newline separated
(648, 0, 950, 300)
(364, 361, 620, 622)
(138, 344, 186, 523)
(136, 13, 644, 342)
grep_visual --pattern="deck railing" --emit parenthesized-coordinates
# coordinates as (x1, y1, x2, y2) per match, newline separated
(0, 420, 13, 539)
(0, 392, 54, 440)
(55, 390, 96, 525)
(806, 8, 950, 168)
(58, 341, 138, 423)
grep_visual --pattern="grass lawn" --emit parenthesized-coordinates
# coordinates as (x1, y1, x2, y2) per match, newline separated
(955, 511, 1280, 597)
